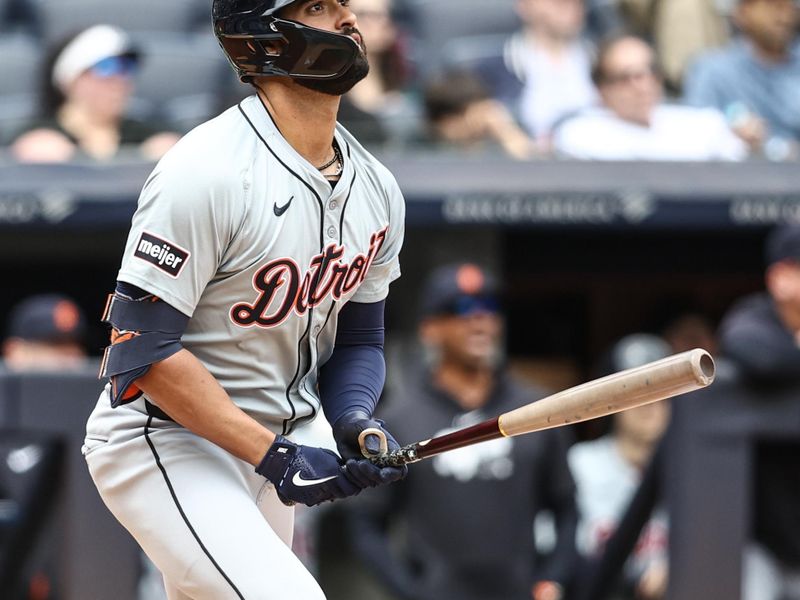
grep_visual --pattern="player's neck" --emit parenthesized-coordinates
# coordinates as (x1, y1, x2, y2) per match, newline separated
(256, 82, 341, 167)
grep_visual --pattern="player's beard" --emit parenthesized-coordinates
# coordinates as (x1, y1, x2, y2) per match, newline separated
(296, 28, 370, 96)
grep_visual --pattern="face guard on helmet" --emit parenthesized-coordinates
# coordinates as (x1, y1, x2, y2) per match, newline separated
(213, 0, 362, 83)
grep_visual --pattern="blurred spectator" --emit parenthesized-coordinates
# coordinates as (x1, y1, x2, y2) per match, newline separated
(569, 333, 672, 600)
(661, 312, 718, 355)
(339, 0, 421, 147)
(423, 71, 536, 159)
(10, 25, 179, 163)
(479, 0, 597, 149)
(346, 263, 578, 600)
(648, 300, 720, 355)
(718, 224, 800, 600)
(605, 0, 731, 93)
(650, 0, 731, 94)
(2, 294, 88, 372)
(684, 0, 800, 160)
(553, 35, 747, 160)
(719, 223, 800, 385)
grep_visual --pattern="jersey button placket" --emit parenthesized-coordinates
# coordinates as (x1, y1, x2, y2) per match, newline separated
(327, 226, 337, 239)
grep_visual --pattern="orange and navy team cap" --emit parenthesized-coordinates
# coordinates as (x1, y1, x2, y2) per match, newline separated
(419, 263, 501, 318)
(5, 294, 86, 344)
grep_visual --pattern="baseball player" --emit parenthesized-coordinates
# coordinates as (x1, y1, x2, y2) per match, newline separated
(82, 1, 407, 598)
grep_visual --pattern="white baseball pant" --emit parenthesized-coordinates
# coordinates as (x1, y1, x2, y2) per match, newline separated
(83, 391, 327, 600)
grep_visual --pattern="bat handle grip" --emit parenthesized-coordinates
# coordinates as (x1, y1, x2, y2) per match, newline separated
(358, 427, 389, 459)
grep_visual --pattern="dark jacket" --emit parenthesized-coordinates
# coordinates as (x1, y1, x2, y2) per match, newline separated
(719, 292, 800, 385)
(719, 292, 800, 566)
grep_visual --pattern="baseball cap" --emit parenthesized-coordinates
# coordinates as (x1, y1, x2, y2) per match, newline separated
(6, 294, 87, 344)
(765, 223, 800, 266)
(52, 25, 139, 92)
(420, 263, 500, 318)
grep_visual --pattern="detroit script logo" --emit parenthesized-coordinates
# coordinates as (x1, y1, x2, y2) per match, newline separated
(230, 227, 388, 328)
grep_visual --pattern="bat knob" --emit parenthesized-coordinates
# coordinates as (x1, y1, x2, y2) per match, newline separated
(358, 427, 389, 459)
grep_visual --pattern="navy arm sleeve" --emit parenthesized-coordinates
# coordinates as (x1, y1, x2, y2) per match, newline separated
(102, 281, 188, 407)
(318, 300, 386, 426)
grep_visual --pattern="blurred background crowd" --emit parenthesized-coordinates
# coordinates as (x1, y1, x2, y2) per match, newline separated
(1, 0, 800, 162)
(1, 0, 800, 599)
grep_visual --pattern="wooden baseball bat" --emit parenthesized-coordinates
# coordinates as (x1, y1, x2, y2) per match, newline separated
(360, 348, 715, 467)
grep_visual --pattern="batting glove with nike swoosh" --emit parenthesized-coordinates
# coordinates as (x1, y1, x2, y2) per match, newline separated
(257, 435, 371, 507)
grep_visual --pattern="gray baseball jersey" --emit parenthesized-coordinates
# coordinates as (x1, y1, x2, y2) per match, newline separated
(117, 94, 404, 435)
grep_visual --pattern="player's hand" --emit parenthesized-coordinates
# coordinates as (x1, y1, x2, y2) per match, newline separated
(332, 410, 408, 484)
(332, 410, 396, 459)
(256, 435, 368, 507)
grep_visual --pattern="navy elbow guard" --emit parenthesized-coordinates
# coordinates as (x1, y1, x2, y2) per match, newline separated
(99, 287, 189, 407)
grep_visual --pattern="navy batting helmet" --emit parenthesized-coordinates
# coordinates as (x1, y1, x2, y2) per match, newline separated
(212, 0, 362, 83)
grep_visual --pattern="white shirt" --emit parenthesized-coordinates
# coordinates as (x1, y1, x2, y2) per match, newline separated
(517, 41, 598, 138)
(554, 104, 748, 161)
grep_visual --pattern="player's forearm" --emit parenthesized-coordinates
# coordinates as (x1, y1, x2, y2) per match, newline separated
(136, 349, 275, 466)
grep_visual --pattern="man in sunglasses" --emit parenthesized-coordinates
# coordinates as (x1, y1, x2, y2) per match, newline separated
(346, 263, 579, 600)
(553, 35, 747, 161)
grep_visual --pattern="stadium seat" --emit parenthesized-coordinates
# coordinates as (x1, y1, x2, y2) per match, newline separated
(399, 0, 518, 75)
(129, 32, 233, 133)
(0, 0, 13, 29)
(0, 34, 40, 98)
(30, 0, 209, 44)
(439, 33, 509, 72)
(0, 34, 41, 144)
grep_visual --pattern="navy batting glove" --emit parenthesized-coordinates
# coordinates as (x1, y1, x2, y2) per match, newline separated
(332, 410, 408, 485)
(257, 435, 364, 507)
(344, 457, 408, 488)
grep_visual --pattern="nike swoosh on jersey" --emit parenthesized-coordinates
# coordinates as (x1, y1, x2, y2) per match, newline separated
(274, 196, 294, 217)
(292, 471, 339, 487)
